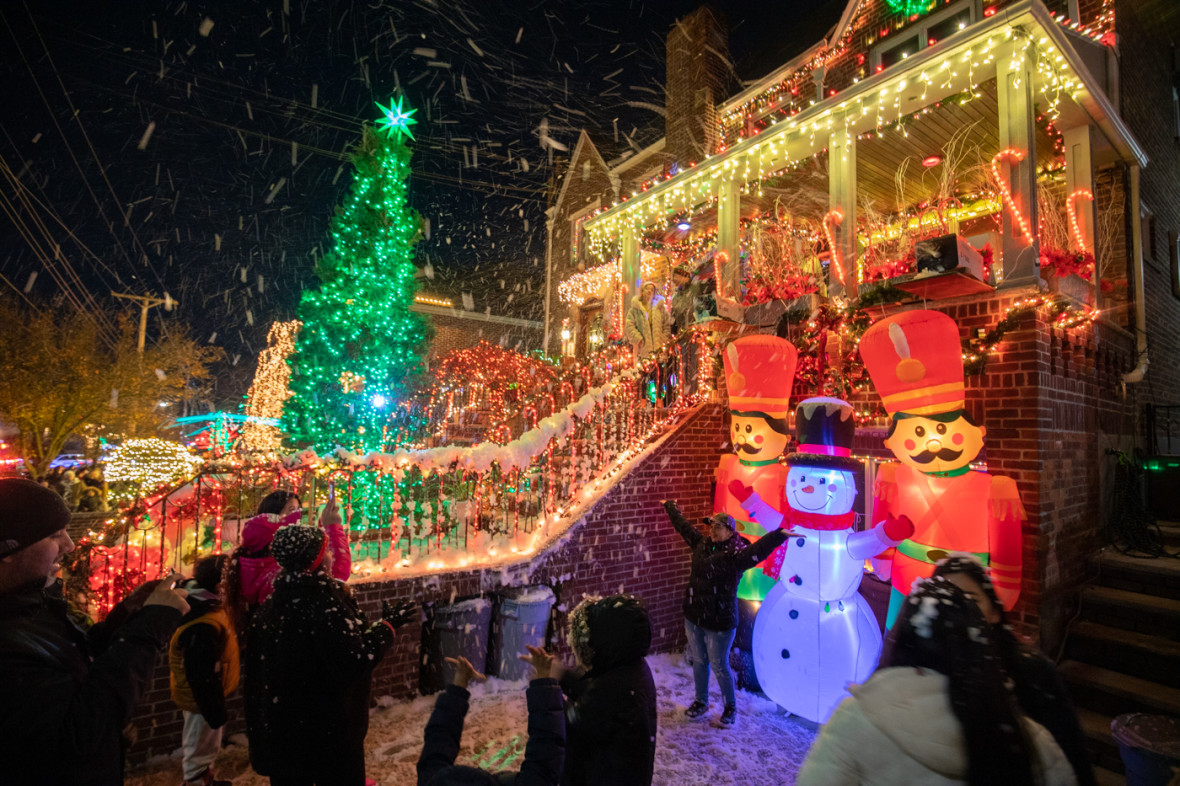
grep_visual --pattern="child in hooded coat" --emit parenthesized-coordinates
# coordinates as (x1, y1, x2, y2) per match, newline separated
(223, 489, 351, 636)
(243, 525, 416, 786)
(557, 594, 657, 786)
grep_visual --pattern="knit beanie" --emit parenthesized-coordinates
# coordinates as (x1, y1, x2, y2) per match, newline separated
(271, 525, 327, 574)
(0, 478, 72, 559)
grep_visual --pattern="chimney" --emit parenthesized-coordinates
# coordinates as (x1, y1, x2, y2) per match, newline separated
(665, 5, 734, 168)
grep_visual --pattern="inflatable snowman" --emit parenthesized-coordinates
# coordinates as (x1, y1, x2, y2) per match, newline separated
(733, 397, 913, 723)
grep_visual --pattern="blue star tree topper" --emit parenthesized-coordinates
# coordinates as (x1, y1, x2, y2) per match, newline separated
(375, 96, 418, 140)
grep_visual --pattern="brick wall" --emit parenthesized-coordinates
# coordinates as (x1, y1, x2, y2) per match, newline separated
(665, 5, 734, 168)
(1115, 0, 1180, 399)
(125, 403, 727, 765)
(424, 313, 543, 363)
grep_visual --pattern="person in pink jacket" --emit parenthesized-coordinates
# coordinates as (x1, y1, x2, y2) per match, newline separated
(223, 489, 351, 637)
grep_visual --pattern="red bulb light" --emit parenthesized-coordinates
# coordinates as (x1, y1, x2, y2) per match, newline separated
(922, 155, 943, 167)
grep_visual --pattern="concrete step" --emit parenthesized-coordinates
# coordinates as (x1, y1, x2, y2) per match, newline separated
(1080, 586, 1180, 641)
(1158, 522, 1180, 548)
(1076, 706, 1123, 775)
(1059, 660, 1180, 718)
(1092, 550, 1180, 600)
(1065, 622, 1180, 687)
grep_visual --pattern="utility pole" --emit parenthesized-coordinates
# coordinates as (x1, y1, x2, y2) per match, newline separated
(111, 292, 173, 353)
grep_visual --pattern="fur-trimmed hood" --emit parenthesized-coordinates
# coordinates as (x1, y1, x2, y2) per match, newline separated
(567, 594, 651, 673)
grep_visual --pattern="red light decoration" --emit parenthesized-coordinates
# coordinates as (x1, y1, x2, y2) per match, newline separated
(921, 155, 943, 167)
(1067, 188, 1094, 254)
(984, 6, 997, 16)
(990, 149, 1032, 239)
(823, 210, 845, 285)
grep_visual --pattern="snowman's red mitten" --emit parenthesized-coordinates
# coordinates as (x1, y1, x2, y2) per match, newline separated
(882, 514, 914, 542)
(728, 480, 783, 528)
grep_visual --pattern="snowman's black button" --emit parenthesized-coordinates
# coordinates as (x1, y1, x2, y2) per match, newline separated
(796, 538, 805, 547)
(781, 649, 790, 659)
(789, 610, 799, 619)
(792, 575, 802, 585)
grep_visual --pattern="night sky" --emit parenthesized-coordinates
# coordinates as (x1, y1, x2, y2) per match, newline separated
(0, 0, 844, 403)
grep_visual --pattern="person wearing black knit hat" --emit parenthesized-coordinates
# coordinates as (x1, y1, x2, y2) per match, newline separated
(933, 553, 1096, 786)
(0, 477, 190, 785)
(244, 524, 416, 785)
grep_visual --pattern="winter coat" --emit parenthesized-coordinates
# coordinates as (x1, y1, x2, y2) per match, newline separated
(624, 294, 671, 358)
(559, 596, 658, 786)
(797, 667, 1078, 786)
(669, 281, 700, 333)
(238, 513, 352, 605)
(243, 570, 395, 780)
(168, 595, 239, 726)
(0, 581, 182, 786)
(664, 500, 788, 631)
(417, 679, 565, 786)
(1009, 645, 1097, 786)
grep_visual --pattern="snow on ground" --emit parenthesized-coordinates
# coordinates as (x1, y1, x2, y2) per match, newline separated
(126, 652, 818, 786)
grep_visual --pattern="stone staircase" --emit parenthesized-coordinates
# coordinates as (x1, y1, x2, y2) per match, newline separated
(1058, 523, 1180, 785)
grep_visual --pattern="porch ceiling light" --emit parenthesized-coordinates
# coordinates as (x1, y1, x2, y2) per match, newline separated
(922, 154, 943, 167)
(676, 221, 691, 231)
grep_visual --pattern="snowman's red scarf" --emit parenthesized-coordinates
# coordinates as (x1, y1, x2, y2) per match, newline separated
(761, 510, 856, 579)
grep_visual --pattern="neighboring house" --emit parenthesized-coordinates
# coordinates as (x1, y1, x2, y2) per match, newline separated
(545, 0, 1180, 653)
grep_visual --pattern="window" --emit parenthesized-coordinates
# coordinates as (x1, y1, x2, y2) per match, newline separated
(1142, 205, 1157, 267)
(871, 1, 977, 73)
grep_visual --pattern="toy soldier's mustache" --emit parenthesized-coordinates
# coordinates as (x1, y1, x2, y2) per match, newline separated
(734, 442, 763, 455)
(910, 447, 964, 464)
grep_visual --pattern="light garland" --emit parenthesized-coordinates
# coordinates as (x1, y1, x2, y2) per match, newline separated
(104, 438, 202, 499)
(557, 262, 619, 305)
(414, 293, 454, 307)
(579, 22, 1090, 265)
(241, 320, 301, 454)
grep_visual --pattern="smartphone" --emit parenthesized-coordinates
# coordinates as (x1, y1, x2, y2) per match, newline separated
(327, 481, 336, 504)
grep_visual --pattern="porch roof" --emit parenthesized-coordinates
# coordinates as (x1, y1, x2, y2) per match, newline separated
(582, 0, 1146, 248)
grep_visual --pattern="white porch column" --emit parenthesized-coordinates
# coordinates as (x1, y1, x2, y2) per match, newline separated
(620, 222, 640, 301)
(717, 176, 741, 300)
(828, 120, 857, 297)
(996, 39, 1040, 285)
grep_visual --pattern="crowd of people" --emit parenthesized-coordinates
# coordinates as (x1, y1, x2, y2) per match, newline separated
(31, 464, 109, 512)
(0, 474, 1095, 786)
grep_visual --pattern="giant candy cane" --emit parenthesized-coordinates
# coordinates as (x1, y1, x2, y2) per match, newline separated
(823, 209, 845, 285)
(1067, 188, 1094, 254)
(990, 149, 1033, 239)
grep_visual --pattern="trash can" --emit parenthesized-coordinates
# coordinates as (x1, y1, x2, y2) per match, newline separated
(420, 596, 493, 693)
(493, 585, 555, 681)
(1112, 713, 1180, 786)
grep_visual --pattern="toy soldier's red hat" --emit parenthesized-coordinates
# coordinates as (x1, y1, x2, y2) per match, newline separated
(785, 396, 863, 472)
(858, 309, 964, 417)
(722, 335, 798, 418)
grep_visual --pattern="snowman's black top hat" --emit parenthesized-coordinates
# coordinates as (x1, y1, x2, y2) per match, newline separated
(785, 396, 864, 472)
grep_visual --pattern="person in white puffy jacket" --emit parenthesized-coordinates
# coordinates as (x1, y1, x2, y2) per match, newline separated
(797, 576, 1077, 786)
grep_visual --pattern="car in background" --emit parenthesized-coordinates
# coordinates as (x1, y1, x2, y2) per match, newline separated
(49, 453, 90, 470)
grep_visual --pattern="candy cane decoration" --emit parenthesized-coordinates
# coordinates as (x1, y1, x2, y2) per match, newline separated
(823, 209, 845, 285)
(1067, 188, 1094, 254)
(991, 149, 1032, 239)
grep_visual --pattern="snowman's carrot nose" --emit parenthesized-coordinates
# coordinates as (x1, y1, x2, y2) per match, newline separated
(802, 485, 815, 493)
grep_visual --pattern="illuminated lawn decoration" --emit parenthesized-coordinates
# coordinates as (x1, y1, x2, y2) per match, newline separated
(284, 96, 429, 455)
(715, 335, 798, 603)
(738, 397, 910, 722)
(859, 310, 1025, 628)
(1067, 188, 1094, 254)
(241, 320, 301, 454)
(991, 148, 1033, 239)
(104, 438, 202, 502)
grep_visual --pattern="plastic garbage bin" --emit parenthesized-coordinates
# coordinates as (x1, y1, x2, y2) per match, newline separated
(493, 585, 556, 681)
(421, 596, 493, 693)
(1112, 713, 1180, 786)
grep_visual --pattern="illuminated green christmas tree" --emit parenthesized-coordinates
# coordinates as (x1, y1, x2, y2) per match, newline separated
(284, 96, 429, 452)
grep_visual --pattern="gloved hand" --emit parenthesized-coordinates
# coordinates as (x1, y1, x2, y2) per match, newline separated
(381, 599, 418, 629)
(882, 514, 915, 542)
(728, 480, 784, 528)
